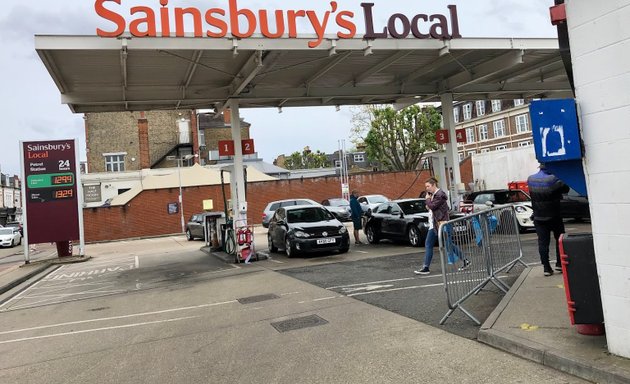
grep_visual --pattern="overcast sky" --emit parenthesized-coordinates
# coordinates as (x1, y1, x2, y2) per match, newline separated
(0, 0, 556, 175)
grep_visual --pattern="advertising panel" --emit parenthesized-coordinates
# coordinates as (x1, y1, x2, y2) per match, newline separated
(22, 140, 80, 244)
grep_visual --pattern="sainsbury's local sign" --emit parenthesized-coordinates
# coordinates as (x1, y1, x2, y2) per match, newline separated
(95, 0, 462, 48)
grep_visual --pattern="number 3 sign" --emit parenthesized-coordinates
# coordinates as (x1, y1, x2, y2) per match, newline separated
(436, 129, 450, 144)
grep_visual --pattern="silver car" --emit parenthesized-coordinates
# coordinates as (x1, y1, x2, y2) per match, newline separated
(261, 198, 319, 228)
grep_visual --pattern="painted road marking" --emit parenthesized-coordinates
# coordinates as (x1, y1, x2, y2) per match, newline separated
(342, 284, 395, 293)
(326, 275, 438, 290)
(347, 282, 444, 297)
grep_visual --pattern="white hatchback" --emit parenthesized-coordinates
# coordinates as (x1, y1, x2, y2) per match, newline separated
(471, 189, 534, 232)
(0, 227, 22, 247)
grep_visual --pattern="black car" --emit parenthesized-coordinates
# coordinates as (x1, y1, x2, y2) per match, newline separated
(267, 205, 350, 257)
(364, 199, 431, 247)
(560, 188, 590, 220)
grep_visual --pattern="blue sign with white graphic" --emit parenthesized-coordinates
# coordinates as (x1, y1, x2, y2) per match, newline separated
(530, 99, 581, 162)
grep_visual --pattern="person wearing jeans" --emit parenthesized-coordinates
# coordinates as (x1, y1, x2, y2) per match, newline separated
(415, 177, 448, 275)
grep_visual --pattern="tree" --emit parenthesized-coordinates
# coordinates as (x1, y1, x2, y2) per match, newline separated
(354, 105, 441, 171)
(283, 147, 331, 170)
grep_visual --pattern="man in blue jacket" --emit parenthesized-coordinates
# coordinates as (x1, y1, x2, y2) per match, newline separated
(349, 190, 363, 245)
(527, 164, 570, 276)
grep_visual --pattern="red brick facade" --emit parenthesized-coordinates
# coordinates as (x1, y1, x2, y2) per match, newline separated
(83, 170, 432, 242)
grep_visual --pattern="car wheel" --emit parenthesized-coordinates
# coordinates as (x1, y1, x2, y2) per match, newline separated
(407, 226, 422, 247)
(285, 237, 295, 258)
(365, 225, 380, 244)
(186, 229, 193, 241)
(17, 237, 21, 246)
(268, 234, 278, 253)
(11, 240, 14, 247)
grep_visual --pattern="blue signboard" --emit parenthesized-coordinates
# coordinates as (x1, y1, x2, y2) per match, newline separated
(530, 99, 581, 162)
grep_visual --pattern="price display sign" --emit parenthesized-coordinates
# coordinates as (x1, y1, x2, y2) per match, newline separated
(22, 140, 80, 244)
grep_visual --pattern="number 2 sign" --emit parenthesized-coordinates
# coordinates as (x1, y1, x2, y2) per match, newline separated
(218, 139, 255, 156)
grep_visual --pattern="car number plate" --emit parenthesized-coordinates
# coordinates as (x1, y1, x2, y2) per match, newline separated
(317, 238, 336, 245)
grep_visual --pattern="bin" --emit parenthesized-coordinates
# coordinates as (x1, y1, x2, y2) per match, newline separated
(56, 240, 73, 257)
(559, 233, 605, 335)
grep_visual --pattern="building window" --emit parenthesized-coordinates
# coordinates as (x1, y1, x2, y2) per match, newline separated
(467, 150, 476, 157)
(459, 153, 464, 162)
(518, 141, 531, 147)
(462, 103, 472, 120)
(514, 99, 525, 107)
(466, 127, 475, 143)
(453, 107, 459, 123)
(491, 100, 502, 113)
(421, 158, 431, 170)
(480, 148, 490, 153)
(334, 160, 342, 168)
(478, 124, 488, 141)
(496, 145, 507, 151)
(104, 153, 126, 172)
(475, 100, 486, 116)
(493, 120, 506, 138)
(353, 154, 365, 162)
(515, 114, 529, 133)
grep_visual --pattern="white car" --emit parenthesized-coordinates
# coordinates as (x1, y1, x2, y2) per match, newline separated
(0, 227, 22, 247)
(357, 194, 390, 215)
(471, 189, 534, 232)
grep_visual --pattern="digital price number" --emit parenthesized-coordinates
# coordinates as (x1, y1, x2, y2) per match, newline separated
(27, 173, 75, 189)
(54, 189, 74, 199)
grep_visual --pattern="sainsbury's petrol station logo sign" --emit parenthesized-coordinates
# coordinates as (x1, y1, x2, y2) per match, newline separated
(95, 0, 462, 48)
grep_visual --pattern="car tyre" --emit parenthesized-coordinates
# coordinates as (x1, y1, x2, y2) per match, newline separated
(186, 229, 193, 241)
(365, 225, 380, 244)
(407, 226, 422, 247)
(268, 234, 278, 253)
(285, 237, 295, 258)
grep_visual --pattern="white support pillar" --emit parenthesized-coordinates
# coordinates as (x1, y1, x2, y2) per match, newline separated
(441, 93, 463, 207)
(229, 101, 247, 227)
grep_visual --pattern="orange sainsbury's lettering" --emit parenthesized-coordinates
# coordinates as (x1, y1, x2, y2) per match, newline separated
(95, 0, 125, 37)
(129, 6, 157, 37)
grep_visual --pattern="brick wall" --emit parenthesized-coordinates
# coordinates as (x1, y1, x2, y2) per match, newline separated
(83, 170, 431, 242)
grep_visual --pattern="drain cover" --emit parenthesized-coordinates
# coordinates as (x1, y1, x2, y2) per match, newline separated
(271, 314, 329, 333)
(237, 293, 280, 304)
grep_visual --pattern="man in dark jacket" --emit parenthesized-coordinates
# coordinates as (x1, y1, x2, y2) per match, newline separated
(527, 164, 570, 276)
(349, 190, 363, 245)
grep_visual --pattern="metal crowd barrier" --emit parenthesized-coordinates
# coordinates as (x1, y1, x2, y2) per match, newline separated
(437, 206, 526, 325)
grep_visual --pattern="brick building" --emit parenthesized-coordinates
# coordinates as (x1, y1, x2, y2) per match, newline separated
(0, 173, 21, 225)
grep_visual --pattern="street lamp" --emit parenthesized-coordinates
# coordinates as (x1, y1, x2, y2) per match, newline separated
(177, 154, 194, 233)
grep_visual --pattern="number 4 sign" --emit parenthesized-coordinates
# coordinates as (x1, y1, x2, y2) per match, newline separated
(455, 128, 467, 143)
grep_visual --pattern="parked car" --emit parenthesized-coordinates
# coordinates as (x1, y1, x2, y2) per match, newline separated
(321, 198, 352, 221)
(0, 227, 22, 247)
(468, 189, 533, 232)
(364, 199, 430, 247)
(560, 188, 590, 221)
(261, 198, 320, 228)
(267, 205, 349, 257)
(186, 213, 207, 241)
(4, 221, 23, 236)
(357, 194, 390, 215)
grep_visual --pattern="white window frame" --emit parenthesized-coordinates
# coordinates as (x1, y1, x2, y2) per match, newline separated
(353, 153, 365, 162)
(518, 141, 531, 147)
(493, 120, 506, 138)
(491, 100, 502, 113)
(466, 127, 475, 143)
(478, 124, 488, 141)
(462, 103, 472, 120)
(334, 160, 342, 168)
(467, 150, 476, 157)
(458, 152, 464, 162)
(475, 100, 486, 116)
(104, 152, 126, 172)
(515, 114, 529, 133)
(514, 99, 525, 107)
(496, 145, 507, 151)
(453, 107, 459, 123)
(480, 148, 490, 153)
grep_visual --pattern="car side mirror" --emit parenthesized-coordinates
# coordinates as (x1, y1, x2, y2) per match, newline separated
(485, 201, 494, 207)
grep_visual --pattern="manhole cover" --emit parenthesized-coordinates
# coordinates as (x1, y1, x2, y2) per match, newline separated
(237, 294, 280, 304)
(271, 314, 329, 333)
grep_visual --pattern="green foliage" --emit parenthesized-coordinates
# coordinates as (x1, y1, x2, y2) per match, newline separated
(283, 148, 331, 170)
(358, 105, 441, 171)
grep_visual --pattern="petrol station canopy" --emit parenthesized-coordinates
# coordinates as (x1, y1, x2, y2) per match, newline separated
(35, 35, 572, 113)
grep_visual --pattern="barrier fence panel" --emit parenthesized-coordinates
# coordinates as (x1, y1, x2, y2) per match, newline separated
(438, 206, 524, 325)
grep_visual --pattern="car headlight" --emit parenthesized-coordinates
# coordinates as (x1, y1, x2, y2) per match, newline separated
(339, 226, 347, 234)
(294, 231, 310, 238)
(515, 206, 528, 213)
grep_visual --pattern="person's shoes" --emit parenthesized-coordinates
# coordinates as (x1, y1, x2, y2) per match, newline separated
(458, 259, 471, 271)
(555, 263, 563, 272)
(355, 241, 364, 245)
(544, 266, 554, 276)
(414, 267, 430, 275)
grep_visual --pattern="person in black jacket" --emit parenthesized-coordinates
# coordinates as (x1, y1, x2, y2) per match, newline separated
(527, 164, 570, 276)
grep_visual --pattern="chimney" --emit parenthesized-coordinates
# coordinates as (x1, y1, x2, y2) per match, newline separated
(223, 109, 231, 125)
(138, 112, 150, 169)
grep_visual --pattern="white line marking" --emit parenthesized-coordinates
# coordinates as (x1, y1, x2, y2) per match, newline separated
(0, 300, 237, 336)
(347, 282, 443, 296)
(268, 259, 284, 264)
(135, 255, 139, 269)
(279, 292, 300, 296)
(0, 316, 200, 345)
(354, 251, 369, 254)
(326, 275, 438, 290)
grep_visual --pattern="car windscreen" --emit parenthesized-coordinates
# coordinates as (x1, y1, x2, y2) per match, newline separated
(328, 198, 349, 207)
(500, 190, 530, 204)
(286, 207, 334, 223)
(398, 200, 428, 214)
(0, 228, 13, 235)
(369, 195, 388, 204)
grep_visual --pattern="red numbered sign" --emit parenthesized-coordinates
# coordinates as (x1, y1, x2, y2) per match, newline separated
(455, 128, 467, 143)
(436, 129, 450, 144)
(241, 139, 255, 155)
(218, 140, 235, 156)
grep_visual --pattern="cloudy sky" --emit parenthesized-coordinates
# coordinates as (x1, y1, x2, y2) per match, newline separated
(0, 0, 556, 175)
